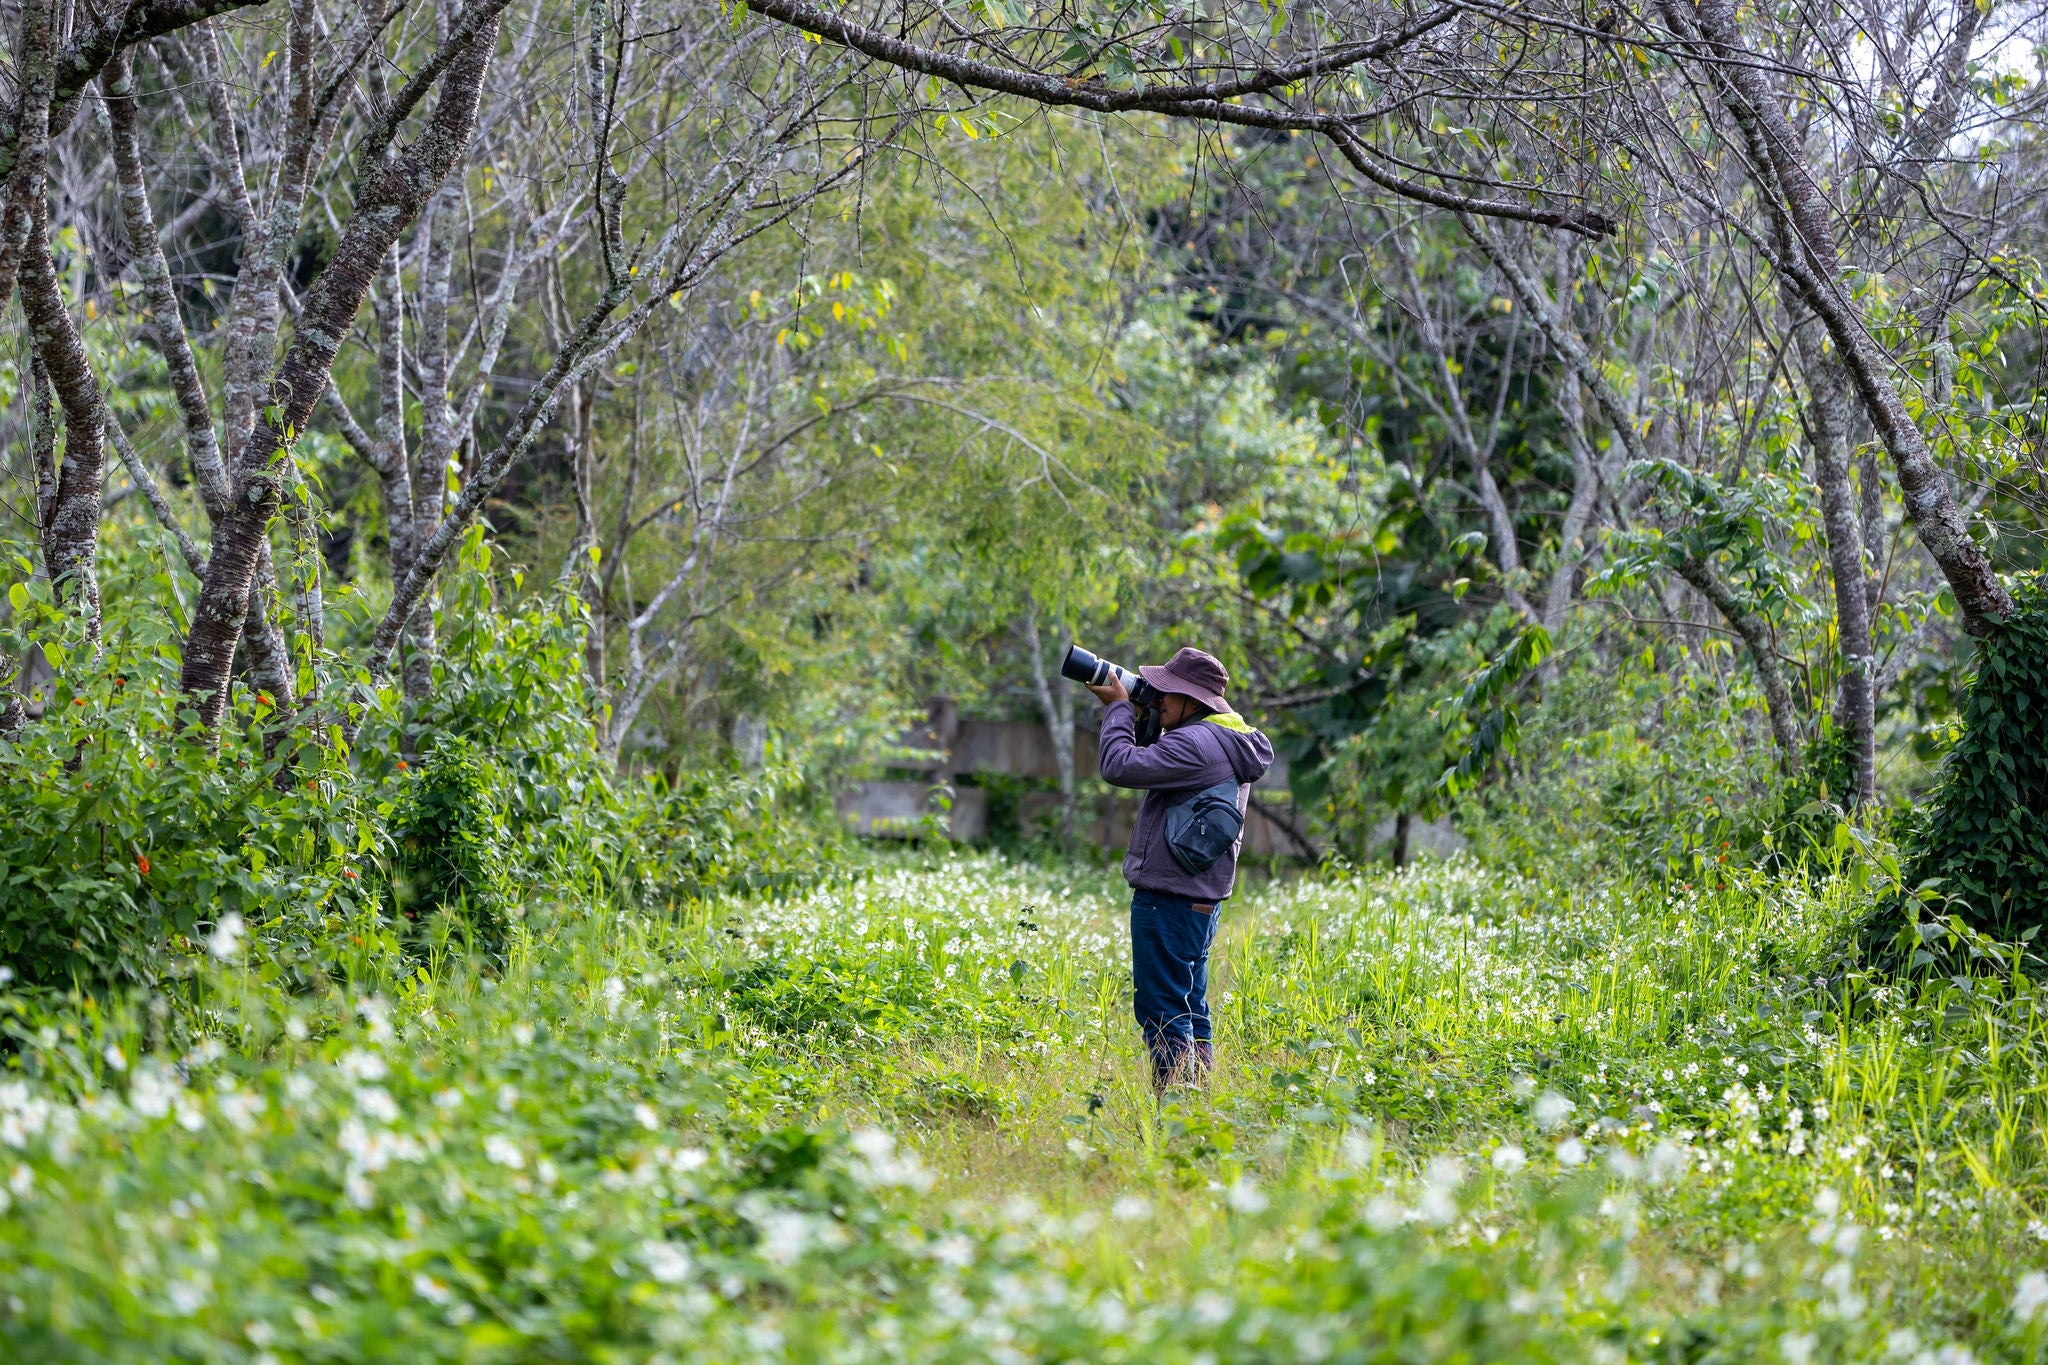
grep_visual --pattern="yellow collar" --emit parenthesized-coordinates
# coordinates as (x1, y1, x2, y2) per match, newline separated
(1203, 710, 1255, 734)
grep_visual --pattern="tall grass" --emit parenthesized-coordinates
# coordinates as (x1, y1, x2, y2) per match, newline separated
(2, 848, 2045, 1360)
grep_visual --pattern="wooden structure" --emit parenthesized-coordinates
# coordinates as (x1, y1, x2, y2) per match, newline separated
(836, 699, 1311, 856)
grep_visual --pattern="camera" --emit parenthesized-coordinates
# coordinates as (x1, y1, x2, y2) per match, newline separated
(1061, 644, 1164, 743)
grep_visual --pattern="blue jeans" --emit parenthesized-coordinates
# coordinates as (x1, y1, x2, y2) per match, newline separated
(1129, 889, 1219, 1081)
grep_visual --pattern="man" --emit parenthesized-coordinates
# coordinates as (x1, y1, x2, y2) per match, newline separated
(1087, 646, 1273, 1091)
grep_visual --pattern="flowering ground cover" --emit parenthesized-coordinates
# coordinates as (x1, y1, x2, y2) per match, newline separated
(1, 849, 2044, 1362)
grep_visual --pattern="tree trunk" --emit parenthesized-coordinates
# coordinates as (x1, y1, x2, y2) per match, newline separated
(1543, 373, 1601, 643)
(1392, 812, 1411, 868)
(1789, 319, 1875, 803)
(21, 195, 105, 636)
(405, 178, 463, 703)
(0, 0, 57, 312)
(179, 11, 505, 728)
(1022, 609, 1076, 848)
(1674, 555, 1802, 770)
(104, 47, 228, 514)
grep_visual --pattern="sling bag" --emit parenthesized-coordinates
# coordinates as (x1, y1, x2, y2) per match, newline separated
(1162, 722, 1250, 875)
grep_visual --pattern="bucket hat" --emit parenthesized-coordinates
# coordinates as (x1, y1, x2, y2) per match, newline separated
(1139, 647, 1231, 712)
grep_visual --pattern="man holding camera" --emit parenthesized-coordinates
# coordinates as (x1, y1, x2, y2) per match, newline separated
(1087, 647, 1273, 1092)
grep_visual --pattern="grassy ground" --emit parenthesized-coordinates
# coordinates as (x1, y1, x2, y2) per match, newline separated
(2, 848, 2045, 1361)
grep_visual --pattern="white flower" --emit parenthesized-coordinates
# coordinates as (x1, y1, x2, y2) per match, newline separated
(103, 1045, 126, 1073)
(1780, 1330, 1815, 1365)
(497, 1086, 519, 1113)
(1557, 1138, 1587, 1167)
(602, 977, 626, 1013)
(354, 1087, 399, 1124)
(484, 1135, 524, 1169)
(930, 1233, 974, 1268)
(355, 996, 393, 1045)
(848, 1127, 931, 1190)
(641, 1240, 693, 1284)
(1363, 1196, 1404, 1232)
(412, 1273, 452, 1305)
(338, 1050, 387, 1083)
(129, 1064, 180, 1120)
(1646, 1140, 1686, 1184)
(754, 1209, 814, 1265)
(1191, 1290, 1233, 1326)
(634, 1103, 659, 1131)
(338, 1120, 422, 1176)
(512, 1023, 535, 1047)
(216, 1084, 265, 1133)
(208, 912, 246, 960)
(1111, 1195, 1152, 1222)
(0, 1083, 52, 1150)
(1418, 1156, 1464, 1223)
(1492, 1143, 1527, 1173)
(167, 1272, 211, 1315)
(1533, 1091, 1576, 1131)
(2013, 1271, 2048, 1324)
(1225, 1177, 1267, 1215)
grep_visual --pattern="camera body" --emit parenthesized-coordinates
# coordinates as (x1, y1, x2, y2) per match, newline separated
(1061, 644, 1165, 744)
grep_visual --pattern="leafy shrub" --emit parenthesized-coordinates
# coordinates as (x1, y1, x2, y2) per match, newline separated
(386, 735, 512, 957)
(1890, 573, 2048, 940)
(613, 765, 840, 910)
(0, 598, 376, 993)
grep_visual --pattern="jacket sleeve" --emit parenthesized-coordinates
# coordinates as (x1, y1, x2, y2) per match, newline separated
(1097, 701, 1219, 790)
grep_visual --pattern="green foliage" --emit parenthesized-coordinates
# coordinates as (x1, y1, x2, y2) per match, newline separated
(366, 530, 609, 842)
(1459, 638, 1786, 878)
(1436, 622, 1553, 797)
(387, 736, 512, 958)
(1893, 573, 2048, 940)
(0, 552, 378, 995)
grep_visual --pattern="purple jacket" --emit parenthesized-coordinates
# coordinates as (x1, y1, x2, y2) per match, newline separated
(1098, 700, 1275, 901)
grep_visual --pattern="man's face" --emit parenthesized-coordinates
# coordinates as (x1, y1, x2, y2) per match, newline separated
(1159, 693, 1199, 728)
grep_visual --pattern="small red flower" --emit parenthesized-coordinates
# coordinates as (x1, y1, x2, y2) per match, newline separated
(257, 691, 275, 708)
(396, 760, 409, 772)
(343, 868, 358, 880)
(72, 696, 86, 706)
(136, 853, 150, 876)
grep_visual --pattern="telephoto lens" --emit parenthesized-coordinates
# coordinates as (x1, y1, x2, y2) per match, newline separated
(1061, 646, 1163, 745)
(1060, 644, 1139, 692)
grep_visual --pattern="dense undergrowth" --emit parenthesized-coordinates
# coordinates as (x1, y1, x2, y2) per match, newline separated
(4, 546, 2048, 1362)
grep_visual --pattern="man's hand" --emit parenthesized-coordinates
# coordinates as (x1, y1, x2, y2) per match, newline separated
(1086, 676, 1129, 705)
